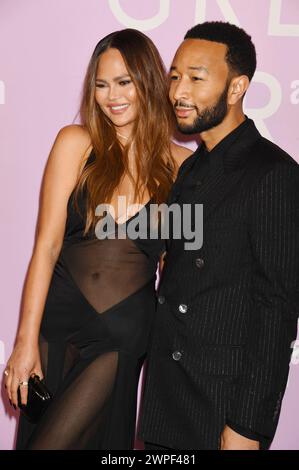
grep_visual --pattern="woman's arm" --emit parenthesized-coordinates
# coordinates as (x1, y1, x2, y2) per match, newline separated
(5, 125, 91, 407)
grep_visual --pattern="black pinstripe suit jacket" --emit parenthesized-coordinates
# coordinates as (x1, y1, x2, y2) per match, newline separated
(138, 118, 299, 450)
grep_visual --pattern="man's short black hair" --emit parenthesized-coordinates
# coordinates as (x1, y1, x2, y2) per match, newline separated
(184, 21, 256, 81)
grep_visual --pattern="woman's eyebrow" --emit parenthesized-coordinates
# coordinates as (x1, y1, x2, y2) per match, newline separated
(95, 75, 131, 83)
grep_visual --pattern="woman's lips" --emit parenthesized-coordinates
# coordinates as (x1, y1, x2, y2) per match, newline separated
(108, 104, 130, 115)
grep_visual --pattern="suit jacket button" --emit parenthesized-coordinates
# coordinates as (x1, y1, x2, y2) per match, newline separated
(172, 351, 182, 361)
(178, 304, 188, 313)
(158, 295, 165, 304)
(195, 258, 204, 268)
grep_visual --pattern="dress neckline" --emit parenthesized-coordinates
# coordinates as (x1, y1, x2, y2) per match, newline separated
(114, 198, 153, 226)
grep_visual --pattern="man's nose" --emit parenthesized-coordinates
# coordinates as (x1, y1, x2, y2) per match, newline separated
(172, 79, 190, 101)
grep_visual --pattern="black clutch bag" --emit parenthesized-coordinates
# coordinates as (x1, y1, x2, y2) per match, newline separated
(17, 374, 52, 423)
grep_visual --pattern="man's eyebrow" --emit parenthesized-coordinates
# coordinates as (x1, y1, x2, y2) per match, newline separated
(189, 66, 209, 74)
(169, 65, 209, 74)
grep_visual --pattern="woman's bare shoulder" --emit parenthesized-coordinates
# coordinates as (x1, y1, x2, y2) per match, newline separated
(171, 142, 194, 168)
(56, 124, 92, 157)
(43, 125, 93, 202)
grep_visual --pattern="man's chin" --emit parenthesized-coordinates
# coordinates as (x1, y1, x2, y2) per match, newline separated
(177, 123, 199, 135)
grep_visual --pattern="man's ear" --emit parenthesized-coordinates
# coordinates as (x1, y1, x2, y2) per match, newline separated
(228, 75, 250, 105)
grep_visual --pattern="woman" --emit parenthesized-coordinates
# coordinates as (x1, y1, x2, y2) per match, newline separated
(4, 29, 192, 449)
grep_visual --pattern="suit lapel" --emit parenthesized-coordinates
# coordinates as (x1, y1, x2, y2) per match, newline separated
(169, 148, 201, 205)
(173, 119, 261, 222)
(189, 163, 246, 222)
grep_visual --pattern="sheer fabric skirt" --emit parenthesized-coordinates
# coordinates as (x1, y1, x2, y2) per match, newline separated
(16, 237, 157, 450)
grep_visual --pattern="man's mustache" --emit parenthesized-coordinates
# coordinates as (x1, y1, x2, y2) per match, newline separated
(174, 100, 198, 111)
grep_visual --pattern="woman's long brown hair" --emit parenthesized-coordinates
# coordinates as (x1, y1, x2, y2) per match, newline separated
(74, 29, 176, 235)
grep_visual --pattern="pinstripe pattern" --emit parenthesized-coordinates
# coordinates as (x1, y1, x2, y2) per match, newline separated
(138, 119, 299, 449)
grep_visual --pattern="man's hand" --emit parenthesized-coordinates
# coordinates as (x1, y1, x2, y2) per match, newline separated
(220, 425, 260, 450)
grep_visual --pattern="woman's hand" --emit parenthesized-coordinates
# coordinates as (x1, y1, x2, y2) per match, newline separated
(4, 340, 44, 408)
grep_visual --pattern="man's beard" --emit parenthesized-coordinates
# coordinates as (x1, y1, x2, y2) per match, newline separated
(175, 83, 229, 135)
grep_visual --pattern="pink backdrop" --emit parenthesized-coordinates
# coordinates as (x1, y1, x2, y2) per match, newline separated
(0, 0, 298, 450)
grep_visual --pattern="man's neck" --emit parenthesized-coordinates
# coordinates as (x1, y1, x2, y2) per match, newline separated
(200, 112, 246, 152)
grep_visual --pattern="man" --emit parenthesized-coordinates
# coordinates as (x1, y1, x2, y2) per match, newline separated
(138, 22, 299, 450)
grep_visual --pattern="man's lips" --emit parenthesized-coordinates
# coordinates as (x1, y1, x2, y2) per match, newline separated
(174, 106, 196, 118)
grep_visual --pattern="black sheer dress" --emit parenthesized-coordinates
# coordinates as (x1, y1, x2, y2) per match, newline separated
(16, 149, 164, 450)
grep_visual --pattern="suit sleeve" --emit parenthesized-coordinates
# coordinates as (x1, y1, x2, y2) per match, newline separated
(226, 162, 299, 442)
